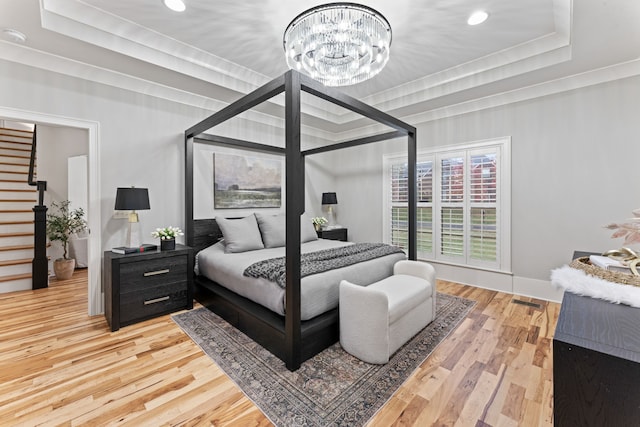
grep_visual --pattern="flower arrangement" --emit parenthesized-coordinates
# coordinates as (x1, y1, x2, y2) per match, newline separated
(151, 226, 184, 241)
(311, 216, 328, 231)
(604, 208, 640, 245)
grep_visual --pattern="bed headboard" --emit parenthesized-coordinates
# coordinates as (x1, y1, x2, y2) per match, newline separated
(191, 219, 223, 254)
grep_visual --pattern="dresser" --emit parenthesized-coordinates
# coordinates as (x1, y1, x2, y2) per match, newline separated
(553, 252, 640, 425)
(103, 244, 194, 331)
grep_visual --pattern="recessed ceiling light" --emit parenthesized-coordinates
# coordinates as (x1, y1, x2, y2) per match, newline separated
(2, 28, 27, 43)
(163, 0, 186, 12)
(467, 11, 489, 26)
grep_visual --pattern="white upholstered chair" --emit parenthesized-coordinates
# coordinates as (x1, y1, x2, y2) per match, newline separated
(339, 260, 436, 364)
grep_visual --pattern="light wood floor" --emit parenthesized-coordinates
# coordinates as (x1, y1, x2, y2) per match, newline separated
(0, 269, 560, 426)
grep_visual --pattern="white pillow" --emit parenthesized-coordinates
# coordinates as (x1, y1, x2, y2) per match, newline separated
(255, 212, 286, 248)
(254, 212, 318, 246)
(216, 214, 265, 253)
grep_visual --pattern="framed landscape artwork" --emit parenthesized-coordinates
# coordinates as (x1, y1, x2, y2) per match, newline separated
(213, 152, 282, 209)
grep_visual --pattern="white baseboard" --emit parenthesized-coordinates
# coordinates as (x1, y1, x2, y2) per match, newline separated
(513, 276, 564, 303)
(428, 260, 565, 303)
(431, 261, 512, 294)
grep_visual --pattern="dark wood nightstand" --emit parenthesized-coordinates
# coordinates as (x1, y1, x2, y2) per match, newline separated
(317, 227, 348, 242)
(103, 244, 194, 331)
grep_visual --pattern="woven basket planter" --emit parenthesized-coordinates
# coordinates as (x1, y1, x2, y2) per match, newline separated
(570, 256, 640, 287)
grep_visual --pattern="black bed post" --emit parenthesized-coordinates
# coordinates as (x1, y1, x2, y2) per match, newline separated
(408, 130, 417, 261)
(284, 70, 303, 371)
(185, 135, 194, 248)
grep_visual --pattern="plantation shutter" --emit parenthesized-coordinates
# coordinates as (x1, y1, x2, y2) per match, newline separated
(416, 161, 434, 257)
(383, 139, 507, 272)
(468, 150, 498, 263)
(439, 154, 465, 259)
(390, 163, 408, 249)
(388, 159, 434, 257)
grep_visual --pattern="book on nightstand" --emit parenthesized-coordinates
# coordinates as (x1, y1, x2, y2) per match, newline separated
(111, 244, 158, 255)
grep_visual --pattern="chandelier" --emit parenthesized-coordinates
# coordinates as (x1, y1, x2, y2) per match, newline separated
(283, 3, 392, 87)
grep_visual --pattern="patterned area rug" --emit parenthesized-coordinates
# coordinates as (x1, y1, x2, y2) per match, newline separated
(172, 293, 475, 426)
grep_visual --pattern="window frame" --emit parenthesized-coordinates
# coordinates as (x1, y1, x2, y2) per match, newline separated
(383, 137, 511, 273)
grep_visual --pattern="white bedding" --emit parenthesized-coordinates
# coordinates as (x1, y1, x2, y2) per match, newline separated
(196, 239, 406, 320)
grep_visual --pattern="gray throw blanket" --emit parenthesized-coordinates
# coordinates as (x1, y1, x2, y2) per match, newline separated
(243, 243, 405, 288)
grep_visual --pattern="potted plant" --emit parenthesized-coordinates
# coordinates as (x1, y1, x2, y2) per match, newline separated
(151, 226, 184, 250)
(311, 216, 328, 231)
(46, 200, 87, 280)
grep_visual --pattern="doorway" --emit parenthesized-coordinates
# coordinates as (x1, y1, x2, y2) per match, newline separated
(0, 106, 102, 316)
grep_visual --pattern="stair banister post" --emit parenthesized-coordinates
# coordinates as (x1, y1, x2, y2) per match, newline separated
(32, 205, 48, 289)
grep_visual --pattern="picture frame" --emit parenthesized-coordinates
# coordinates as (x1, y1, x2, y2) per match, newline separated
(213, 152, 282, 209)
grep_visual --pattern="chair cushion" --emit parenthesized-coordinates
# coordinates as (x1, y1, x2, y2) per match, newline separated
(369, 274, 432, 324)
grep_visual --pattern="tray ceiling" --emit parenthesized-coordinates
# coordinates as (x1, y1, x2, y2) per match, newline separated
(1, 0, 639, 137)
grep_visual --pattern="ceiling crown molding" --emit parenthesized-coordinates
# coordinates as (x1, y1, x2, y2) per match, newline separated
(0, 39, 338, 143)
(40, 0, 266, 93)
(39, 0, 574, 127)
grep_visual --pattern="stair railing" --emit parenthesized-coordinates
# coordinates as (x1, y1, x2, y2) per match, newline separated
(27, 125, 48, 289)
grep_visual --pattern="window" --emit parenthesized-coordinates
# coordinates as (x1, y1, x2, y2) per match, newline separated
(389, 161, 433, 253)
(383, 138, 510, 271)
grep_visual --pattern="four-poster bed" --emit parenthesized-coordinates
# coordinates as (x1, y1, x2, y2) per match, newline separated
(184, 70, 417, 371)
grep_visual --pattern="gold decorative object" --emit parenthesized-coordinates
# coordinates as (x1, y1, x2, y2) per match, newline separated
(602, 247, 640, 276)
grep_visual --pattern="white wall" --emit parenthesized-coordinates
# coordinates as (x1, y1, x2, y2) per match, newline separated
(3, 56, 637, 302)
(0, 59, 214, 251)
(332, 75, 640, 300)
(37, 125, 88, 262)
(0, 59, 335, 251)
(38, 125, 88, 203)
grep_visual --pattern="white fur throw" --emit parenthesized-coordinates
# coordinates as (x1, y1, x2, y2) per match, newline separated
(551, 266, 640, 308)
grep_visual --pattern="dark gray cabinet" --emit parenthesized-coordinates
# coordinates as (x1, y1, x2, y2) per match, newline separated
(104, 244, 193, 331)
(554, 291, 640, 425)
(317, 228, 348, 242)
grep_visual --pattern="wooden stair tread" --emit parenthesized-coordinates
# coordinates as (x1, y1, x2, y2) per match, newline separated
(0, 244, 35, 251)
(0, 139, 32, 145)
(0, 161, 30, 166)
(0, 127, 33, 134)
(0, 154, 30, 160)
(0, 272, 31, 282)
(0, 220, 33, 225)
(0, 258, 32, 267)
(0, 232, 33, 238)
(0, 127, 39, 285)
(0, 146, 31, 152)
(0, 179, 28, 183)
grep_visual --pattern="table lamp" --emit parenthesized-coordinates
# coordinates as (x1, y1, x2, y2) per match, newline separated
(322, 192, 338, 226)
(115, 187, 150, 247)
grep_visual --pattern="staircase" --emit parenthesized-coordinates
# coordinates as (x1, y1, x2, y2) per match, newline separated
(0, 126, 38, 292)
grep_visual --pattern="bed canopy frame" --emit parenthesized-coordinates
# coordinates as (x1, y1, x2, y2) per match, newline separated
(185, 70, 416, 371)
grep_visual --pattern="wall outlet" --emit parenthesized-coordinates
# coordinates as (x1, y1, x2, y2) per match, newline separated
(113, 211, 129, 219)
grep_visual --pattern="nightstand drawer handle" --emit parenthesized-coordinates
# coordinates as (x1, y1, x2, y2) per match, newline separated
(143, 269, 170, 277)
(144, 296, 170, 305)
